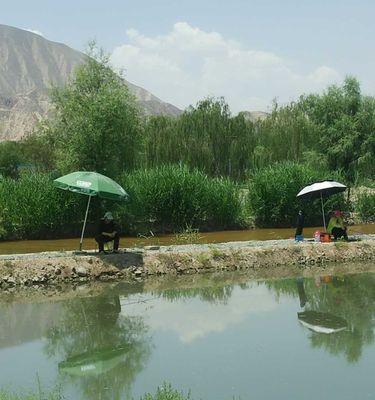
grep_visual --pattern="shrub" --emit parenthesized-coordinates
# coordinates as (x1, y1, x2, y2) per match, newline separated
(117, 165, 244, 234)
(355, 192, 375, 222)
(247, 161, 349, 227)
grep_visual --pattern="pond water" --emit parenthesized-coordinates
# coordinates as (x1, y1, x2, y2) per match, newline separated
(0, 270, 374, 399)
(0, 223, 374, 254)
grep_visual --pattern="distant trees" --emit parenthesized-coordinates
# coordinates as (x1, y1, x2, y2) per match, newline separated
(11, 64, 374, 186)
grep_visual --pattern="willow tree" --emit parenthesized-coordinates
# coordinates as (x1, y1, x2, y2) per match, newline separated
(46, 43, 143, 178)
(143, 115, 180, 168)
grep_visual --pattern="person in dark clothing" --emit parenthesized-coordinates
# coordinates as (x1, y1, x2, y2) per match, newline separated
(95, 212, 120, 253)
(327, 210, 348, 241)
(295, 210, 304, 239)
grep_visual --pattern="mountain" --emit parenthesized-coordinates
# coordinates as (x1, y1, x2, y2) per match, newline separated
(239, 111, 268, 122)
(0, 24, 181, 141)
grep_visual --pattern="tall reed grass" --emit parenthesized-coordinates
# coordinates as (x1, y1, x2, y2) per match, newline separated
(0, 167, 244, 241)
(117, 165, 244, 234)
(0, 173, 85, 240)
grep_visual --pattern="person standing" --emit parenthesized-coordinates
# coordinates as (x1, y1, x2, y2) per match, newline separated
(295, 210, 305, 239)
(95, 212, 120, 253)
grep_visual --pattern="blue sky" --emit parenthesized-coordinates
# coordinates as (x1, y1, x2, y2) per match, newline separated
(2, 0, 375, 111)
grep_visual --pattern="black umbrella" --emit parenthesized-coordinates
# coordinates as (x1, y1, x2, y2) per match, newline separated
(296, 180, 347, 230)
(298, 311, 348, 334)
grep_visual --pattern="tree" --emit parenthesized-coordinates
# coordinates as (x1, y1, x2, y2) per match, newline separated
(46, 43, 143, 178)
(0, 141, 22, 178)
(300, 76, 370, 183)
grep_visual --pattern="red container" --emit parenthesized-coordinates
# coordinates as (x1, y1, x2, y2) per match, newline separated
(320, 233, 331, 243)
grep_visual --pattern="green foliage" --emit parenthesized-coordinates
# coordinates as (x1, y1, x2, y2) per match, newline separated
(118, 165, 244, 234)
(300, 76, 374, 183)
(256, 102, 318, 167)
(42, 42, 142, 178)
(141, 383, 191, 400)
(0, 388, 62, 400)
(247, 161, 348, 227)
(21, 132, 56, 172)
(0, 172, 85, 240)
(0, 384, 191, 400)
(0, 141, 22, 178)
(355, 192, 375, 222)
(144, 98, 256, 180)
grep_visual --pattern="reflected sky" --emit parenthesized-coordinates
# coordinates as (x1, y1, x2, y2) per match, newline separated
(0, 271, 374, 400)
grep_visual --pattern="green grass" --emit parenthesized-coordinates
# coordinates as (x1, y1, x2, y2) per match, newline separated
(0, 383, 192, 400)
(141, 383, 191, 400)
(0, 389, 62, 400)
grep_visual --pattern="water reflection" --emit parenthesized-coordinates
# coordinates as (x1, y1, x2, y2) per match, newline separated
(296, 277, 348, 334)
(46, 292, 151, 399)
(0, 271, 374, 399)
(267, 273, 375, 362)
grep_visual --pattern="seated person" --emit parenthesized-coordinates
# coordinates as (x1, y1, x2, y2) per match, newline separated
(327, 210, 348, 241)
(95, 212, 120, 253)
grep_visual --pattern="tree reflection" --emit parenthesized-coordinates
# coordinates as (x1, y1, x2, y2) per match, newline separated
(44, 291, 151, 400)
(266, 273, 375, 363)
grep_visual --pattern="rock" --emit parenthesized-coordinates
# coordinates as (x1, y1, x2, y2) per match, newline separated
(75, 267, 88, 277)
(4, 276, 16, 286)
(134, 269, 143, 277)
(55, 268, 62, 275)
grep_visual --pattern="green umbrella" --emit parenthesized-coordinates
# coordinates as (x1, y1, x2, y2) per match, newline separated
(54, 171, 128, 251)
(58, 346, 129, 377)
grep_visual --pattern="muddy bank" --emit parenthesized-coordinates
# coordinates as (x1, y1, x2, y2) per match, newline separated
(0, 235, 374, 290)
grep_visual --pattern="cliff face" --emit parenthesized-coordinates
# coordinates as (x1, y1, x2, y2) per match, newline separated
(0, 24, 181, 140)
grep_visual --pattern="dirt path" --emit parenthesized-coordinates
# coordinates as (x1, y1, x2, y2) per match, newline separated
(0, 235, 374, 289)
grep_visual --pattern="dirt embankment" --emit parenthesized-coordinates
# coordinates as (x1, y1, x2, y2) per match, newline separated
(0, 236, 374, 290)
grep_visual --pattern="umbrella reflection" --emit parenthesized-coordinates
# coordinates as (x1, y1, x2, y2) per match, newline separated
(298, 311, 348, 334)
(59, 345, 129, 377)
(296, 277, 348, 334)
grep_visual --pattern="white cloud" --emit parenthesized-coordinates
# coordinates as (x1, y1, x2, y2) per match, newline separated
(111, 22, 341, 112)
(25, 28, 44, 37)
(121, 285, 283, 344)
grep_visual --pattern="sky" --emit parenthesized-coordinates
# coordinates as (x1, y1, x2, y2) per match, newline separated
(2, 0, 375, 112)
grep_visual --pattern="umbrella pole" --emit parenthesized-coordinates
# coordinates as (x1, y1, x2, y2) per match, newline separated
(79, 196, 92, 251)
(320, 192, 326, 231)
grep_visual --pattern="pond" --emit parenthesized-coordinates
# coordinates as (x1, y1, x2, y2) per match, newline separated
(0, 270, 374, 399)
